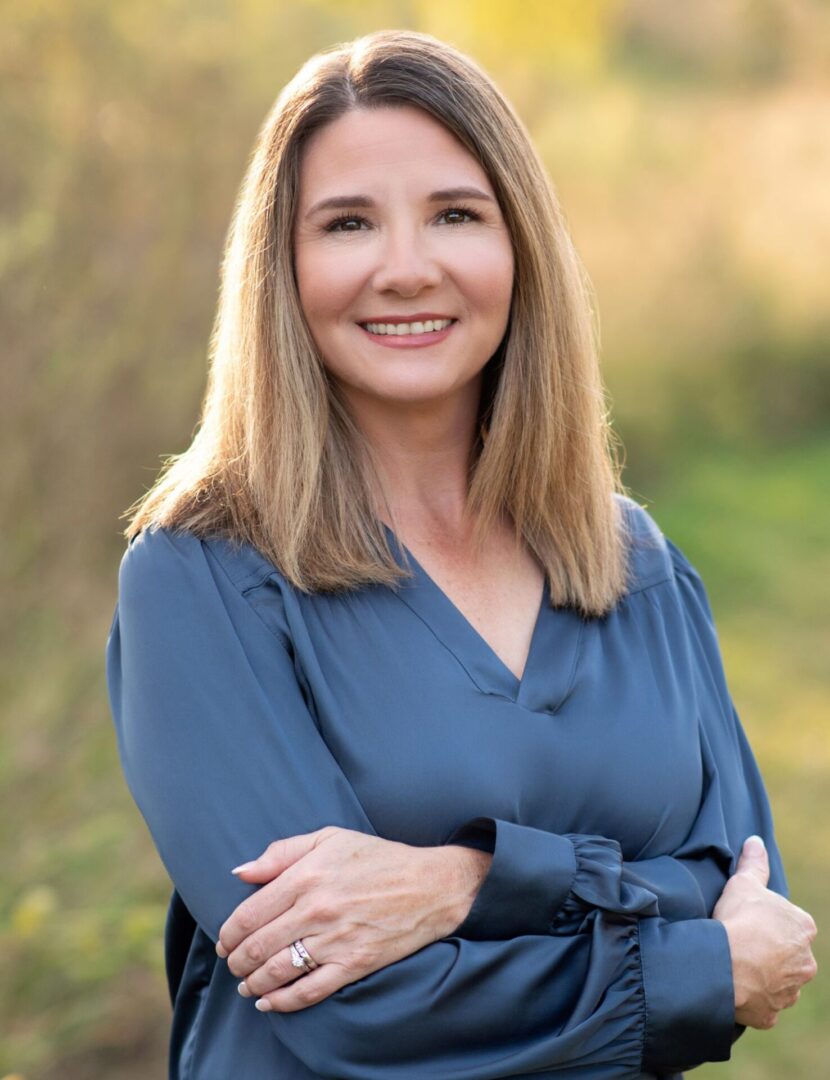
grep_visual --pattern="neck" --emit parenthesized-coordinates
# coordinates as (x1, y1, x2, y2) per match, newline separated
(339, 381, 484, 541)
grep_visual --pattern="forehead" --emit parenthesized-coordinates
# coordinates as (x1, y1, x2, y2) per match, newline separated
(296, 106, 491, 201)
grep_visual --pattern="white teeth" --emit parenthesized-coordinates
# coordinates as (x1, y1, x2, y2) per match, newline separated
(362, 318, 454, 335)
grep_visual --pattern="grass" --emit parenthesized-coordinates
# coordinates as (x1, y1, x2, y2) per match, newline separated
(624, 436, 830, 1077)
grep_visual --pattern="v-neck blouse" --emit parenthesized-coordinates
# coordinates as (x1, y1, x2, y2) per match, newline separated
(383, 525, 572, 709)
(105, 493, 788, 1080)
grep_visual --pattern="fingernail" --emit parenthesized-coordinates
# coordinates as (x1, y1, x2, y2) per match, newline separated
(215, 942, 228, 958)
(237, 981, 251, 998)
(231, 862, 255, 875)
(745, 835, 766, 853)
(255, 998, 272, 1012)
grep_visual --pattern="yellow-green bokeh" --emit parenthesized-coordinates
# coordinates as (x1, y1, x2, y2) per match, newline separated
(1, 2, 827, 1076)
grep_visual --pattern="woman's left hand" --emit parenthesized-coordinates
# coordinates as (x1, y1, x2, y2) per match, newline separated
(215, 826, 491, 1013)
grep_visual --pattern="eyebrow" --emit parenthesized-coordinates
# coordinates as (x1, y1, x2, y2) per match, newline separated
(304, 186, 495, 219)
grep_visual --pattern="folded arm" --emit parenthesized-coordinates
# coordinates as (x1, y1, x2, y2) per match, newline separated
(443, 536, 787, 944)
(106, 528, 747, 1076)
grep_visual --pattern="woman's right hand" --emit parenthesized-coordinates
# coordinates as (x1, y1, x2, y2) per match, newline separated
(713, 835, 818, 1030)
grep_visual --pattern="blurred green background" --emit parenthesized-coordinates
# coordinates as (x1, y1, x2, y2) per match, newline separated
(1, 1, 827, 1076)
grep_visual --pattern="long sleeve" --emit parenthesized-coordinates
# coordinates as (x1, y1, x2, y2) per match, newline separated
(106, 527, 739, 1078)
(444, 536, 788, 943)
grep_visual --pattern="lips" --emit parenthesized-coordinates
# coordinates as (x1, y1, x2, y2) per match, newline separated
(356, 319, 458, 347)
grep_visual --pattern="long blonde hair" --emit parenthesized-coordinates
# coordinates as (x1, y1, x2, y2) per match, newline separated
(123, 28, 632, 617)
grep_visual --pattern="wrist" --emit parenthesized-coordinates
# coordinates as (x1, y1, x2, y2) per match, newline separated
(719, 917, 750, 1010)
(428, 844, 493, 937)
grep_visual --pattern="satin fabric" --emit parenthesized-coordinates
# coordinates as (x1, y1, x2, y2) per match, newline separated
(105, 494, 787, 1078)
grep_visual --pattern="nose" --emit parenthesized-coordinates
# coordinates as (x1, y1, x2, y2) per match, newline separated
(370, 223, 443, 296)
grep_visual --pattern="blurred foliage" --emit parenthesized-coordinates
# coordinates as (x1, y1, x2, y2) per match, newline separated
(1, 0, 828, 1076)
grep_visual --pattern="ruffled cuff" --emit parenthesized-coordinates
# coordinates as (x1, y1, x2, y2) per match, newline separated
(444, 818, 660, 940)
(551, 834, 661, 934)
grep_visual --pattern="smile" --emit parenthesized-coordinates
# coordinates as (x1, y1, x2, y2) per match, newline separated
(360, 318, 455, 335)
(357, 319, 458, 348)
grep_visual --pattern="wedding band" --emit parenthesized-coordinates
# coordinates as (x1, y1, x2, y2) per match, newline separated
(290, 939, 318, 973)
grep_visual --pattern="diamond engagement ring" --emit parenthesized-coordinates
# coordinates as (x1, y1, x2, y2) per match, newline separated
(289, 939, 319, 973)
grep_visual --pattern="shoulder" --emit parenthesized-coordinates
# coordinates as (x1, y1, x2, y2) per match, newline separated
(611, 492, 689, 596)
(116, 526, 294, 649)
(118, 525, 282, 599)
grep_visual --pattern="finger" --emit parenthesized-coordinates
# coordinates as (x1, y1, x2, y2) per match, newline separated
(735, 835, 770, 887)
(238, 949, 298, 997)
(238, 937, 320, 997)
(802, 912, 818, 941)
(226, 922, 288, 979)
(771, 984, 800, 1010)
(231, 830, 327, 882)
(253, 964, 347, 1013)
(218, 878, 297, 959)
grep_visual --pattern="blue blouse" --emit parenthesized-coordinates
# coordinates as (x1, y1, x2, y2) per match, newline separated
(105, 494, 788, 1079)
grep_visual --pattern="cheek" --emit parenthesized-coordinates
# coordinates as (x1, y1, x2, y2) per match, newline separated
(452, 239, 514, 313)
(294, 244, 367, 324)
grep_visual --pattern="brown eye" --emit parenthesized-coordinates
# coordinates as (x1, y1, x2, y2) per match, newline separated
(325, 215, 368, 233)
(438, 206, 480, 227)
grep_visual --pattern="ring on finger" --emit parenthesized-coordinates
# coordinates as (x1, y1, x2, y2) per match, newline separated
(290, 939, 319, 974)
(239, 933, 319, 997)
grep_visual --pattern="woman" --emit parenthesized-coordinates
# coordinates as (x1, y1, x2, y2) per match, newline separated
(105, 29, 817, 1080)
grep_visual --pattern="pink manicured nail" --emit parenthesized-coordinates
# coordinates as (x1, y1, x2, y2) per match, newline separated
(215, 942, 228, 958)
(255, 998, 272, 1012)
(231, 862, 255, 875)
(238, 981, 252, 998)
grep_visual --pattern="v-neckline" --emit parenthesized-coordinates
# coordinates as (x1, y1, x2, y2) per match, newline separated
(381, 523, 586, 713)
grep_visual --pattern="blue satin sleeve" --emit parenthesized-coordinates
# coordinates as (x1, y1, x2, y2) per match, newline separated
(106, 526, 749, 1077)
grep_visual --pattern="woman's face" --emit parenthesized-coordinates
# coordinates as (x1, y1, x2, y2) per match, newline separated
(292, 105, 514, 413)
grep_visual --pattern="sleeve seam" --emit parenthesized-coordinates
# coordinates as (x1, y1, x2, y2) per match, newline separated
(240, 571, 279, 597)
(202, 542, 294, 652)
(202, 534, 277, 593)
(238, 579, 294, 651)
(634, 918, 650, 1074)
(624, 572, 674, 599)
